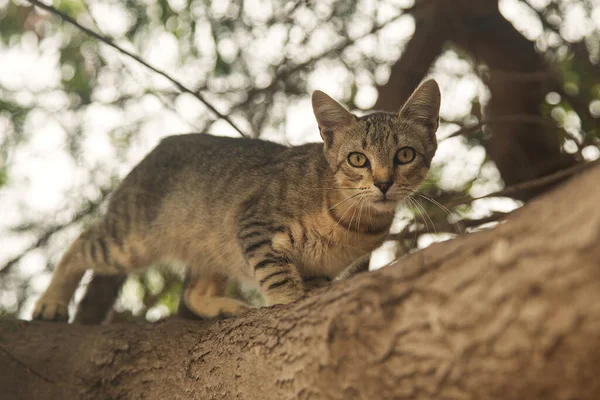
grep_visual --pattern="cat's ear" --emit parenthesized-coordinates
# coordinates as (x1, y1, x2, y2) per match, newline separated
(312, 90, 355, 147)
(398, 79, 441, 135)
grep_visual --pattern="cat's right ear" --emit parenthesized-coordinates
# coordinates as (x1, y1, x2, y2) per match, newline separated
(312, 90, 355, 148)
(398, 79, 441, 136)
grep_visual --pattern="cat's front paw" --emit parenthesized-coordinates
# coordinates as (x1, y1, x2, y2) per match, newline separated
(219, 302, 255, 318)
(264, 285, 305, 306)
(32, 298, 69, 322)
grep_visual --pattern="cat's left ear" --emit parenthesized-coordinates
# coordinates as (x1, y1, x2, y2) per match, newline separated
(398, 79, 441, 138)
(312, 90, 356, 148)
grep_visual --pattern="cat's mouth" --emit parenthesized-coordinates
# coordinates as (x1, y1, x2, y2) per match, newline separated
(372, 196, 398, 205)
(373, 192, 398, 203)
(370, 197, 398, 213)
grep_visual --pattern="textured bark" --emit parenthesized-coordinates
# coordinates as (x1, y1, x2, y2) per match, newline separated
(2, 165, 600, 400)
(376, 0, 576, 195)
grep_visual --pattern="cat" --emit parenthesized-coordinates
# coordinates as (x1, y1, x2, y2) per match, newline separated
(32, 79, 440, 322)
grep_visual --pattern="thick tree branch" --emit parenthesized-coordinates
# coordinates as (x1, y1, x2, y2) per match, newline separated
(2, 165, 600, 400)
(374, 5, 444, 110)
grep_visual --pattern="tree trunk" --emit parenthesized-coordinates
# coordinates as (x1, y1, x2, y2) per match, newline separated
(2, 165, 600, 400)
(377, 0, 576, 197)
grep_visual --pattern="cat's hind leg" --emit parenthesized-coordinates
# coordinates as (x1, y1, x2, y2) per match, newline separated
(32, 221, 144, 322)
(183, 274, 254, 319)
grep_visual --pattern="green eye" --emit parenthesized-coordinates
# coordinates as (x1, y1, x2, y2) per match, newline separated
(347, 152, 369, 168)
(395, 147, 416, 164)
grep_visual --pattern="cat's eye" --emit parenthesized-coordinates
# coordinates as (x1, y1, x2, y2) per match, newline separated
(395, 147, 416, 165)
(347, 152, 369, 168)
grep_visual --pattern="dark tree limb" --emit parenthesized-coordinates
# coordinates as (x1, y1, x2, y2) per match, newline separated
(376, 0, 578, 198)
(2, 165, 600, 400)
(374, 4, 444, 111)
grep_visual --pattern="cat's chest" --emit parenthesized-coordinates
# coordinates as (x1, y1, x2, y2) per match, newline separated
(275, 212, 388, 278)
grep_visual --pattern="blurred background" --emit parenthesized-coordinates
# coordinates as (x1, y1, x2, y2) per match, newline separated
(0, 0, 598, 321)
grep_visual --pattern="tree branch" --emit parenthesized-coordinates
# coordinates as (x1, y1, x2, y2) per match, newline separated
(445, 158, 600, 209)
(2, 164, 600, 399)
(387, 211, 508, 242)
(25, 0, 248, 138)
(0, 189, 112, 276)
(441, 114, 583, 149)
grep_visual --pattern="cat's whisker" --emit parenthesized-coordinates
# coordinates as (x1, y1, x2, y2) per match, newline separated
(366, 198, 375, 230)
(412, 191, 462, 234)
(410, 195, 438, 236)
(316, 192, 363, 227)
(407, 196, 430, 236)
(348, 197, 365, 246)
(342, 196, 364, 249)
(306, 188, 363, 191)
(408, 216, 419, 250)
(356, 197, 367, 248)
(325, 187, 365, 190)
(326, 195, 361, 248)
(343, 196, 362, 249)
(323, 192, 363, 217)
(354, 197, 367, 246)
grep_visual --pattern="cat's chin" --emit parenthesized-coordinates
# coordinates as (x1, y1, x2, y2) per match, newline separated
(369, 200, 398, 213)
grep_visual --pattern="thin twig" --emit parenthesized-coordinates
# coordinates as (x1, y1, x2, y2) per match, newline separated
(25, 0, 248, 138)
(483, 69, 553, 82)
(441, 114, 582, 147)
(241, 12, 408, 108)
(0, 189, 112, 276)
(387, 211, 508, 242)
(445, 159, 600, 209)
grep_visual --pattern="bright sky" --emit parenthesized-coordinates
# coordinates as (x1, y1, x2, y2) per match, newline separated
(1, 0, 598, 318)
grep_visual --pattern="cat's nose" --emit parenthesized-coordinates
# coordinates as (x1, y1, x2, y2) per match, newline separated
(374, 181, 393, 194)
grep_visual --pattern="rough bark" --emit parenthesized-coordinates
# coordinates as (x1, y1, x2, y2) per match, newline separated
(2, 164, 600, 400)
(377, 0, 576, 195)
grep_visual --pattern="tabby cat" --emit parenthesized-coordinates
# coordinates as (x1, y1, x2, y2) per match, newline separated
(33, 80, 440, 321)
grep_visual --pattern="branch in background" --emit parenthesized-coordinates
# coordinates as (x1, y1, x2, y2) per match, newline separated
(445, 159, 600, 209)
(241, 12, 409, 108)
(0, 189, 112, 277)
(442, 114, 584, 153)
(389, 160, 599, 247)
(375, 4, 443, 110)
(25, 0, 248, 138)
(387, 211, 509, 242)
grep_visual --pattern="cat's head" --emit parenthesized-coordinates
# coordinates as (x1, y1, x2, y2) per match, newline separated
(312, 80, 440, 213)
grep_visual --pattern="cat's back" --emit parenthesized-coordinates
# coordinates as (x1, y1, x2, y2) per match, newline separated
(117, 134, 287, 191)
(157, 133, 287, 166)
(109, 134, 320, 220)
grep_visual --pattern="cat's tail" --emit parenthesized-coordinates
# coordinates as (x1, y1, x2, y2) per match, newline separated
(73, 273, 126, 324)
